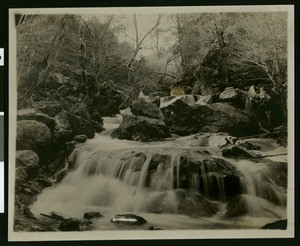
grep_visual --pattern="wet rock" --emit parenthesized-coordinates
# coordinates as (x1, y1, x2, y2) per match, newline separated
(92, 121, 105, 133)
(177, 156, 242, 200)
(111, 115, 171, 141)
(261, 219, 287, 230)
(67, 150, 79, 169)
(111, 214, 147, 225)
(161, 100, 259, 137)
(17, 108, 55, 129)
(177, 192, 219, 216)
(32, 100, 62, 117)
(131, 99, 165, 120)
(145, 226, 163, 230)
(55, 169, 70, 183)
(74, 134, 88, 143)
(35, 177, 53, 188)
(265, 161, 287, 188)
(84, 212, 103, 222)
(16, 120, 51, 156)
(226, 195, 248, 217)
(236, 140, 261, 150)
(58, 218, 82, 231)
(19, 188, 38, 206)
(222, 145, 255, 159)
(223, 174, 243, 199)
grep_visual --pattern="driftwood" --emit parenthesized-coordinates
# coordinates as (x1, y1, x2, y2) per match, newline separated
(40, 213, 66, 221)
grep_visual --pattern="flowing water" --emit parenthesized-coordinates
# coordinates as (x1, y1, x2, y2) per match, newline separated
(31, 116, 287, 230)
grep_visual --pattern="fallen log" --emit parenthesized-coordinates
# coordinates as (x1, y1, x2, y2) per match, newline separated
(40, 213, 66, 221)
(239, 130, 287, 140)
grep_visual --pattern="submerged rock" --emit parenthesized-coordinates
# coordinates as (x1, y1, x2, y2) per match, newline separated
(111, 214, 147, 225)
(111, 115, 171, 141)
(226, 195, 248, 217)
(74, 134, 88, 143)
(261, 219, 287, 230)
(55, 169, 70, 183)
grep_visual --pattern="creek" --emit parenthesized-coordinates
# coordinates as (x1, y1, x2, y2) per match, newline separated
(30, 115, 287, 230)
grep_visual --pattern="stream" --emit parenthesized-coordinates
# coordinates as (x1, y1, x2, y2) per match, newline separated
(30, 115, 287, 230)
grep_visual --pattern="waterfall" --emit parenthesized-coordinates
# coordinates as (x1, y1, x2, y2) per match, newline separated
(30, 121, 287, 229)
(245, 96, 253, 113)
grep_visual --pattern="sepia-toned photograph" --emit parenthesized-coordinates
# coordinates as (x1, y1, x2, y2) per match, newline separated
(8, 6, 294, 241)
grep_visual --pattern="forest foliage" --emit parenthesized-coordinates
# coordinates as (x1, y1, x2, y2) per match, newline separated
(15, 12, 288, 127)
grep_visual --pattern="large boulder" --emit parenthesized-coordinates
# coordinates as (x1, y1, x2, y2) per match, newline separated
(130, 99, 165, 120)
(178, 155, 243, 200)
(111, 115, 171, 141)
(161, 100, 199, 135)
(16, 120, 51, 156)
(161, 100, 260, 137)
(16, 150, 39, 178)
(53, 110, 95, 143)
(32, 100, 62, 117)
(147, 152, 242, 201)
(17, 108, 55, 129)
(219, 87, 246, 108)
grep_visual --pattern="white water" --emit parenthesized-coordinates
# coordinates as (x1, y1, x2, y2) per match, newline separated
(31, 116, 287, 230)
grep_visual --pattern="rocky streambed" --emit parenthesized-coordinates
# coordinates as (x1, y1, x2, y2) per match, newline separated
(13, 90, 287, 232)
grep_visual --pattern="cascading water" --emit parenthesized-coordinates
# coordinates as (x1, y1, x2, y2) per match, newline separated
(31, 116, 287, 230)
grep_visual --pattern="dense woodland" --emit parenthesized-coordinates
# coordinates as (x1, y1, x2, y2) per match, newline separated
(15, 12, 288, 129)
